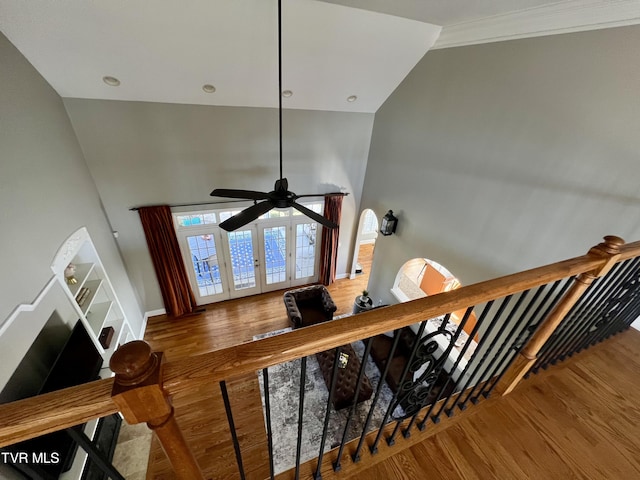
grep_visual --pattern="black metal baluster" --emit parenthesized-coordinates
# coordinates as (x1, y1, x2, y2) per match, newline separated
(334, 337, 374, 472)
(352, 329, 402, 463)
(470, 289, 531, 402)
(561, 262, 638, 358)
(422, 307, 484, 423)
(65, 425, 125, 480)
(534, 274, 609, 369)
(452, 296, 513, 412)
(295, 356, 307, 480)
(263, 368, 275, 480)
(520, 278, 575, 376)
(315, 347, 342, 480)
(519, 279, 572, 374)
(220, 380, 246, 480)
(370, 320, 428, 452)
(554, 259, 638, 363)
(576, 259, 640, 352)
(415, 306, 484, 430)
(522, 279, 566, 371)
(416, 306, 484, 426)
(488, 279, 572, 386)
(547, 265, 630, 365)
(430, 309, 480, 420)
(620, 298, 640, 331)
(479, 286, 547, 398)
(581, 265, 640, 348)
(618, 288, 640, 331)
(399, 313, 453, 437)
(599, 296, 640, 341)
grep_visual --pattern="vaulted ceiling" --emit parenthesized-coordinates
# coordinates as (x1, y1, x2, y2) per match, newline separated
(1, 0, 639, 113)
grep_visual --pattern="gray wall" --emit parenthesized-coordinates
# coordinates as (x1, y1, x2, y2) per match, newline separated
(362, 25, 640, 305)
(63, 99, 374, 312)
(0, 33, 143, 333)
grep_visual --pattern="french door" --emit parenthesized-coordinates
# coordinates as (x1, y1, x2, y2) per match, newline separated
(179, 229, 230, 304)
(224, 228, 262, 299)
(291, 219, 320, 286)
(175, 204, 323, 305)
(258, 223, 290, 292)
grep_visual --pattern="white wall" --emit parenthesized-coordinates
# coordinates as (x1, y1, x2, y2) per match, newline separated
(0, 33, 144, 384)
(62, 99, 374, 311)
(361, 25, 640, 306)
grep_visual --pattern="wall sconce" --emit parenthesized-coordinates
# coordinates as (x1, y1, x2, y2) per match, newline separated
(380, 210, 398, 236)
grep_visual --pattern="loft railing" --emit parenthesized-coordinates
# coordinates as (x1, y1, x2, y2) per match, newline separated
(0, 235, 639, 480)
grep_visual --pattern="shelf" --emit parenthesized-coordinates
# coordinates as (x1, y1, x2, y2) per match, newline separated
(67, 263, 95, 297)
(52, 227, 138, 385)
(78, 279, 103, 315)
(86, 301, 113, 336)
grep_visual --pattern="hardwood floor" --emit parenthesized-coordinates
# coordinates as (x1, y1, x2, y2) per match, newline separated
(143, 254, 640, 480)
(143, 262, 371, 479)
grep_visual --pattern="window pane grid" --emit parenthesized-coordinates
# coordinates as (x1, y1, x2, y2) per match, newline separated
(362, 210, 378, 234)
(292, 203, 322, 216)
(186, 234, 223, 296)
(260, 210, 290, 219)
(295, 223, 317, 279)
(177, 213, 217, 227)
(228, 230, 256, 290)
(264, 226, 287, 285)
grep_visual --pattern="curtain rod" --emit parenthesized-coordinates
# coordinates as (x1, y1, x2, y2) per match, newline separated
(128, 193, 349, 211)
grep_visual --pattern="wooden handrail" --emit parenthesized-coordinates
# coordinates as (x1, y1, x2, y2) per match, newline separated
(161, 253, 604, 395)
(0, 235, 636, 450)
(0, 378, 117, 448)
(619, 240, 640, 260)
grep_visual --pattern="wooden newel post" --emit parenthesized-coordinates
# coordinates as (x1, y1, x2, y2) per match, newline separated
(109, 341, 205, 480)
(497, 235, 624, 396)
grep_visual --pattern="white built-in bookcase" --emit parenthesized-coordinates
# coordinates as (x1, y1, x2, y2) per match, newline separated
(51, 227, 134, 371)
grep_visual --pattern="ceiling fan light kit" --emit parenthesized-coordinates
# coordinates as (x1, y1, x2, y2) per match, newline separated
(210, 0, 347, 232)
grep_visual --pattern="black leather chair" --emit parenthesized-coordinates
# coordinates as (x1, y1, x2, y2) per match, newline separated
(283, 285, 337, 328)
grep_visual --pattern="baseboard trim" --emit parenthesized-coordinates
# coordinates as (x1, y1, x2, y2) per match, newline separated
(141, 308, 166, 338)
(335, 273, 349, 280)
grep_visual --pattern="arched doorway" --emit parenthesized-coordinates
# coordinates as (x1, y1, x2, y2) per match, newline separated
(391, 258, 476, 339)
(350, 209, 379, 280)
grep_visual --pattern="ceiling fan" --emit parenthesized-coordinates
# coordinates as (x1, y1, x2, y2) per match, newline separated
(210, 0, 346, 232)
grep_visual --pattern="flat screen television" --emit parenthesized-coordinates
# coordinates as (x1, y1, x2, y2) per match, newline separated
(1, 319, 103, 478)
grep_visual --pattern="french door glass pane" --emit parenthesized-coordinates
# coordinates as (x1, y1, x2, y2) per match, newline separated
(227, 230, 256, 290)
(186, 234, 223, 296)
(263, 226, 287, 285)
(295, 223, 317, 279)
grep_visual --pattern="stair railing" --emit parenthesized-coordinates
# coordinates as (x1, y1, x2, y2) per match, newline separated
(1, 235, 639, 480)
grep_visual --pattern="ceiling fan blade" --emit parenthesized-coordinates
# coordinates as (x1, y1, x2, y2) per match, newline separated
(291, 202, 338, 229)
(293, 192, 345, 199)
(210, 188, 270, 200)
(219, 201, 274, 231)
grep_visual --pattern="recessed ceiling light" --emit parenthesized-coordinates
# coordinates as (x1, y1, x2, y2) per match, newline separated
(102, 76, 120, 87)
(282, 90, 293, 98)
(347, 95, 358, 103)
(202, 84, 216, 93)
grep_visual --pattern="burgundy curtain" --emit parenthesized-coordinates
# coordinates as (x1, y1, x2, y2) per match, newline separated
(319, 195, 343, 286)
(138, 205, 198, 317)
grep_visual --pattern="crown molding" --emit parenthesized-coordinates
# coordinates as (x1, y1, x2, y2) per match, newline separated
(433, 0, 640, 49)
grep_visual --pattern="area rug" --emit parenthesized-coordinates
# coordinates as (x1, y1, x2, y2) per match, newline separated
(253, 329, 403, 475)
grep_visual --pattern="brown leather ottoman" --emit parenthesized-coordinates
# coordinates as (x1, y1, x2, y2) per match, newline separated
(315, 343, 373, 410)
